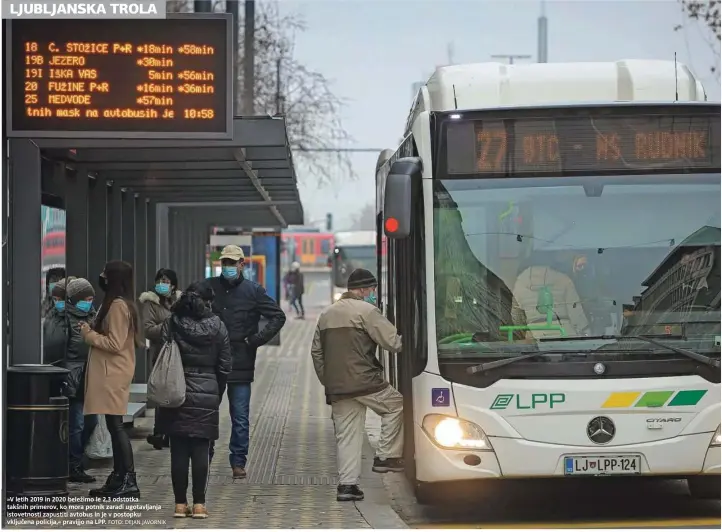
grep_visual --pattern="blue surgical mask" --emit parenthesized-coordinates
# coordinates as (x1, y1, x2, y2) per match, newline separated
(222, 266, 238, 279)
(364, 292, 377, 305)
(155, 283, 171, 296)
(54, 300, 65, 312)
(76, 300, 93, 313)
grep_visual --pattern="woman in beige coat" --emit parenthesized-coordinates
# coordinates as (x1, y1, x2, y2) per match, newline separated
(80, 260, 143, 500)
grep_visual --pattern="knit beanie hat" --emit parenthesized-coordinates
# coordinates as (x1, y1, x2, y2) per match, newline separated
(51, 276, 77, 299)
(347, 268, 377, 290)
(67, 278, 95, 304)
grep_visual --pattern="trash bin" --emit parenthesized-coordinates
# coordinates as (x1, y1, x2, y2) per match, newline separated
(6, 364, 70, 497)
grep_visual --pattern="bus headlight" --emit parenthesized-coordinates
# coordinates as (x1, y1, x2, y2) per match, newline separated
(711, 425, 721, 447)
(422, 414, 492, 451)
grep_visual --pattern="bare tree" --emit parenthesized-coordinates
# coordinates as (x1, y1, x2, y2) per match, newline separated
(166, 1, 356, 187)
(675, 0, 721, 78)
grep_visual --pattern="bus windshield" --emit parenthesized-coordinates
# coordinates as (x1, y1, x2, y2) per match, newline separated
(333, 245, 377, 288)
(433, 174, 721, 356)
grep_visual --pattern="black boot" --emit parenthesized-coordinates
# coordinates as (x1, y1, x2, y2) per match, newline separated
(105, 472, 140, 500)
(162, 435, 170, 448)
(89, 471, 122, 497)
(146, 433, 165, 450)
(69, 466, 96, 484)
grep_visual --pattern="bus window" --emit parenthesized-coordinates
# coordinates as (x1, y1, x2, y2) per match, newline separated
(321, 238, 331, 254)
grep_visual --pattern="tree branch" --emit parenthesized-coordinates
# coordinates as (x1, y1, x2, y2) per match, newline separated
(167, 0, 357, 188)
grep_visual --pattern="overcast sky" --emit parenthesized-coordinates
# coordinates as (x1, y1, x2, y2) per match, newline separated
(277, 0, 721, 229)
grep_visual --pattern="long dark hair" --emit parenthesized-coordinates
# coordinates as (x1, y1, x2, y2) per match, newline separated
(94, 260, 143, 347)
(173, 281, 214, 319)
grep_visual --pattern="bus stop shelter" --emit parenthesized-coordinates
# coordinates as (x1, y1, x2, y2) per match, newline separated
(5, 116, 303, 370)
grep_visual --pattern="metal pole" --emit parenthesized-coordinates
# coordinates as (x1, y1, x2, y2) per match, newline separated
(243, 0, 255, 115)
(275, 56, 282, 115)
(538, 0, 548, 63)
(226, 0, 240, 115)
(194, 0, 210, 12)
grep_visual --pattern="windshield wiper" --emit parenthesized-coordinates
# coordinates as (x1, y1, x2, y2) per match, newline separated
(540, 334, 720, 368)
(632, 335, 720, 368)
(467, 350, 595, 375)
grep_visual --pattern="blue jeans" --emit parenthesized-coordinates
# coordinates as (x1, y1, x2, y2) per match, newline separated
(227, 383, 251, 468)
(69, 398, 98, 470)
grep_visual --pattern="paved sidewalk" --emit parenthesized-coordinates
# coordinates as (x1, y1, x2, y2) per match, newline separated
(23, 312, 405, 529)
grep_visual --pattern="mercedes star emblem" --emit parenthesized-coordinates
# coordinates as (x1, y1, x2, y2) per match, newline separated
(587, 416, 615, 444)
(593, 362, 606, 375)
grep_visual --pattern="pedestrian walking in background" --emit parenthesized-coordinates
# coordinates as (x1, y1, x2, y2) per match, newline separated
(158, 282, 231, 519)
(207, 244, 286, 479)
(63, 278, 99, 483)
(140, 267, 181, 450)
(42, 276, 76, 365)
(284, 261, 305, 319)
(310, 268, 404, 502)
(80, 260, 143, 499)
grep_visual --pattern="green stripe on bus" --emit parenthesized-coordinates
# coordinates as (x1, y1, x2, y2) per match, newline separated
(634, 391, 674, 408)
(667, 389, 707, 407)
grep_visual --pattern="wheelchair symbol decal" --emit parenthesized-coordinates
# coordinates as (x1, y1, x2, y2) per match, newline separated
(431, 388, 450, 407)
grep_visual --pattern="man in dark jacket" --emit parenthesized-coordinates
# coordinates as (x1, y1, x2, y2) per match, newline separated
(64, 278, 99, 483)
(207, 244, 286, 479)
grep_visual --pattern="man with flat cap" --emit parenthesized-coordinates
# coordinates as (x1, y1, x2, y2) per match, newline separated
(310, 268, 403, 502)
(207, 244, 286, 479)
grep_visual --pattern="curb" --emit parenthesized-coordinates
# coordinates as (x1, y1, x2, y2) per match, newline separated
(356, 436, 409, 529)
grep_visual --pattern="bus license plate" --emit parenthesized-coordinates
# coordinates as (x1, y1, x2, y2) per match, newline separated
(564, 455, 641, 476)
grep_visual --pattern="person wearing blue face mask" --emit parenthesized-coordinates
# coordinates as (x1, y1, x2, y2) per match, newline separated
(63, 278, 100, 483)
(42, 267, 66, 319)
(207, 245, 286, 479)
(139, 268, 181, 450)
(310, 268, 404, 502)
(43, 277, 76, 365)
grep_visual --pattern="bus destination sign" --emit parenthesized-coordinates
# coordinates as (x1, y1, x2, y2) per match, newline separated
(7, 15, 233, 139)
(446, 111, 720, 176)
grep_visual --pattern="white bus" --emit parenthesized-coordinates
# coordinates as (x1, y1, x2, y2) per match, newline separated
(329, 231, 378, 303)
(375, 59, 721, 504)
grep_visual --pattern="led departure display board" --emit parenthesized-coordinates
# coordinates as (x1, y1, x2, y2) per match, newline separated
(6, 15, 233, 139)
(446, 110, 721, 176)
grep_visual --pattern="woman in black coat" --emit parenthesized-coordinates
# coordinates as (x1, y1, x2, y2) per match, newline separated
(158, 281, 231, 520)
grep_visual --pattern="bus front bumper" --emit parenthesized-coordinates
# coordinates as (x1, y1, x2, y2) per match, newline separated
(414, 424, 720, 483)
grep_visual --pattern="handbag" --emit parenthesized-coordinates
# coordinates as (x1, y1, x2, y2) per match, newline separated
(147, 320, 186, 408)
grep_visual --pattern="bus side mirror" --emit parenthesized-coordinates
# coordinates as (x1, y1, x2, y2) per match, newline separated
(383, 157, 421, 239)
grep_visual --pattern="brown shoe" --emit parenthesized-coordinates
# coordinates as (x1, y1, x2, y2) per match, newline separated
(192, 503, 208, 519)
(173, 503, 191, 518)
(232, 466, 247, 479)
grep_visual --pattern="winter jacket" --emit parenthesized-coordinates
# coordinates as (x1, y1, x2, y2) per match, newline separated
(207, 276, 286, 383)
(61, 304, 97, 399)
(284, 271, 305, 297)
(311, 292, 402, 404)
(157, 311, 232, 440)
(43, 308, 67, 365)
(140, 290, 182, 367)
(83, 299, 136, 416)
